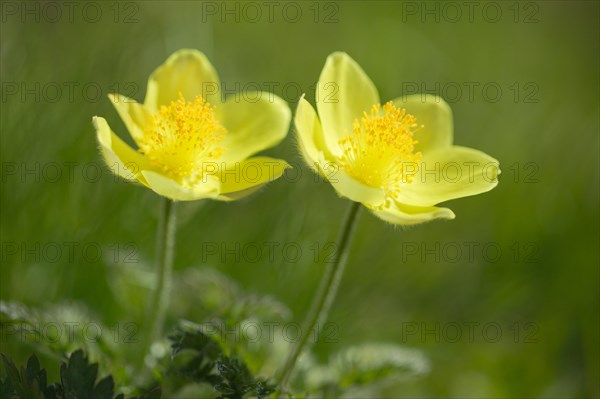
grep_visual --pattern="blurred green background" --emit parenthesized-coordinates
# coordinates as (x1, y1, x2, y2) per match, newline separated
(1, 1, 598, 397)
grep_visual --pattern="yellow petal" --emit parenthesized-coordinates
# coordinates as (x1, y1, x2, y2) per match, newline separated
(294, 95, 337, 171)
(217, 157, 289, 194)
(144, 49, 221, 111)
(93, 116, 150, 186)
(396, 146, 500, 207)
(392, 94, 453, 152)
(325, 166, 386, 207)
(107, 93, 152, 146)
(216, 92, 291, 164)
(317, 52, 379, 155)
(371, 200, 455, 225)
(140, 170, 220, 201)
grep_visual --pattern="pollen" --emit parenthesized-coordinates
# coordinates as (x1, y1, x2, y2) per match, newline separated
(139, 93, 226, 186)
(338, 102, 422, 198)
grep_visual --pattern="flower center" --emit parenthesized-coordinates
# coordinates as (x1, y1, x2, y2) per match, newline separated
(338, 102, 422, 198)
(139, 94, 226, 185)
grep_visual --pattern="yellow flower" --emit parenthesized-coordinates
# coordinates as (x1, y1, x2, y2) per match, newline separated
(93, 49, 291, 201)
(295, 52, 500, 225)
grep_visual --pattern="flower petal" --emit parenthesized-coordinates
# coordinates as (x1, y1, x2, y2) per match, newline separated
(396, 146, 500, 207)
(371, 200, 455, 225)
(216, 92, 291, 164)
(144, 49, 221, 111)
(392, 94, 453, 152)
(93, 116, 150, 186)
(217, 156, 289, 194)
(108, 93, 152, 145)
(317, 52, 379, 155)
(217, 185, 266, 202)
(140, 171, 220, 201)
(294, 95, 335, 170)
(324, 166, 386, 207)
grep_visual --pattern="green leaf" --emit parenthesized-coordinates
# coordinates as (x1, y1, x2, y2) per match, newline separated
(0, 350, 160, 399)
(60, 349, 115, 399)
(212, 355, 274, 399)
(1, 353, 21, 385)
(169, 327, 222, 384)
(25, 355, 45, 387)
(1, 353, 49, 399)
(168, 326, 274, 399)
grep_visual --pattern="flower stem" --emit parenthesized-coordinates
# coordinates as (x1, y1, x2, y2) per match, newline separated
(145, 197, 177, 356)
(277, 201, 362, 393)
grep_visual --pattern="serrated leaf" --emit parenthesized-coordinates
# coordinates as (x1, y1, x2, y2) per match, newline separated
(61, 349, 116, 399)
(169, 327, 223, 385)
(1, 350, 151, 399)
(93, 376, 115, 398)
(0, 377, 15, 399)
(44, 383, 62, 399)
(253, 381, 275, 399)
(168, 327, 274, 399)
(170, 328, 221, 359)
(25, 354, 49, 392)
(1, 353, 52, 399)
(1, 353, 21, 386)
(214, 383, 236, 395)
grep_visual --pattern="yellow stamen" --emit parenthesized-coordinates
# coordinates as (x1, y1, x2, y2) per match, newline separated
(139, 93, 226, 186)
(338, 102, 422, 198)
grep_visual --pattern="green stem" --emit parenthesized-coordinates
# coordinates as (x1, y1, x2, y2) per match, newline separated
(145, 197, 176, 356)
(277, 201, 362, 394)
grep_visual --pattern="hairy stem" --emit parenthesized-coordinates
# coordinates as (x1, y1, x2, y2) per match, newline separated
(145, 198, 176, 356)
(277, 201, 362, 393)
